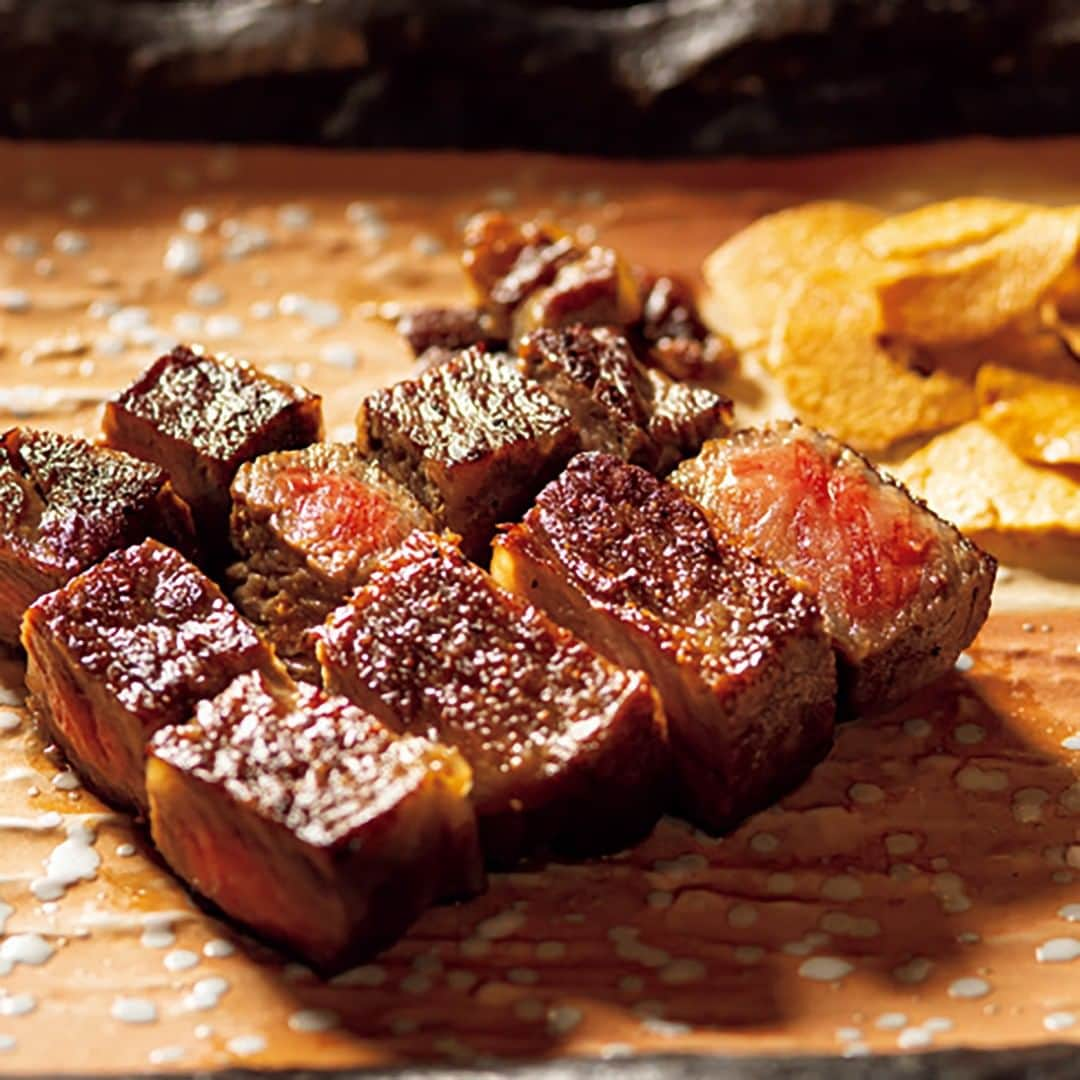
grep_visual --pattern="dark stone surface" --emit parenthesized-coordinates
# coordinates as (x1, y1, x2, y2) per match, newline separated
(2, 1, 1080, 155)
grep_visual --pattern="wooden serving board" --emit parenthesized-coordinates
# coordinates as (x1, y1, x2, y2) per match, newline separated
(0, 140, 1078, 1074)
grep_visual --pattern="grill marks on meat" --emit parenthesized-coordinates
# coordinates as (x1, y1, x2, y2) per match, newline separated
(229, 443, 435, 682)
(518, 325, 732, 474)
(671, 422, 997, 712)
(103, 345, 323, 547)
(316, 531, 668, 867)
(21, 540, 284, 813)
(491, 453, 837, 835)
(357, 346, 577, 559)
(0, 428, 195, 648)
(147, 670, 482, 973)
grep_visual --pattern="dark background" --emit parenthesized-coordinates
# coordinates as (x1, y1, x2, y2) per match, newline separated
(3, 0, 1080, 156)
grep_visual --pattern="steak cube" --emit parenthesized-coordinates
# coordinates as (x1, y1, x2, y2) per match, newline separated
(22, 539, 284, 812)
(670, 422, 997, 712)
(102, 345, 323, 544)
(316, 531, 667, 867)
(357, 346, 577, 558)
(517, 325, 731, 474)
(512, 246, 642, 344)
(147, 670, 483, 972)
(0, 427, 195, 649)
(491, 453, 837, 835)
(644, 369, 732, 473)
(229, 443, 435, 682)
(517, 325, 658, 466)
(462, 212, 582, 337)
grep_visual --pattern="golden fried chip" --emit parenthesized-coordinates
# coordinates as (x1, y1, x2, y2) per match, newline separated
(975, 364, 1080, 465)
(875, 210, 1080, 346)
(862, 197, 1032, 260)
(894, 421, 1080, 535)
(932, 317, 1080, 384)
(701, 201, 885, 350)
(768, 270, 976, 451)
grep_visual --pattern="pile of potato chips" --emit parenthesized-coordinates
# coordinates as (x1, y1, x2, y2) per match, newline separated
(702, 197, 1080, 539)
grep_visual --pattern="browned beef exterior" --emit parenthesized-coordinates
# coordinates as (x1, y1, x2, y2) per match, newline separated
(0, 428, 195, 648)
(316, 531, 668, 867)
(102, 346, 323, 547)
(491, 453, 837, 835)
(462, 212, 582, 338)
(670, 422, 997, 712)
(517, 325, 731, 474)
(512, 246, 642, 345)
(633, 271, 738, 381)
(357, 346, 577, 559)
(229, 443, 435, 682)
(147, 670, 482, 973)
(22, 539, 284, 813)
(396, 306, 500, 358)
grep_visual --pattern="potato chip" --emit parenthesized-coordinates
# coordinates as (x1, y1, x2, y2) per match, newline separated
(893, 421, 1080, 535)
(701, 201, 885, 350)
(932, 318, 1080, 385)
(975, 364, 1080, 465)
(875, 209, 1080, 346)
(768, 270, 976, 451)
(862, 197, 1032, 260)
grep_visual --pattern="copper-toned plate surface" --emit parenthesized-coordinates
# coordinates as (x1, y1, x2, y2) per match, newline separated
(0, 139, 1078, 1073)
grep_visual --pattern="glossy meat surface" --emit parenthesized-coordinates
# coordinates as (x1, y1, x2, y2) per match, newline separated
(229, 443, 434, 682)
(22, 539, 281, 811)
(317, 531, 667, 865)
(517, 325, 656, 464)
(0, 427, 194, 647)
(491, 453, 837, 833)
(462, 212, 581, 335)
(644, 370, 732, 473)
(103, 346, 323, 540)
(517, 325, 731, 473)
(148, 670, 483, 971)
(671, 422, 997, 710)
(357, 346, 576, 557)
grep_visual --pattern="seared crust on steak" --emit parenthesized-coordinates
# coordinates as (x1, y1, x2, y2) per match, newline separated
(148, 670, 483, 973)
(316, 531, 668, 866)
(671, 421, 997, 712)
(229, 443, 434, 682)
(21, 539, 284, 812)
(491, 453, 836, 834)
(103, 345, 323, 547)
(517, 325, 732, 474)
(0, 427, 195, 647)
(357, 346, 577, 559)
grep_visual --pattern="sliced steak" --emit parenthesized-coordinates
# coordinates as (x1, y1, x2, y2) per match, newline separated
(357, 345, 577, 559)
(22, 539, 284, 813)
(229, 443, 435, 683)
(148, 669, 482, 973)
(103, 345, 323, 549)
(517, 325, 731, 474)
(316, 531, 667, 867)
(0, 427, 195, 649)
(670, 421, 997, 712)
(491, 453, 837, 835)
